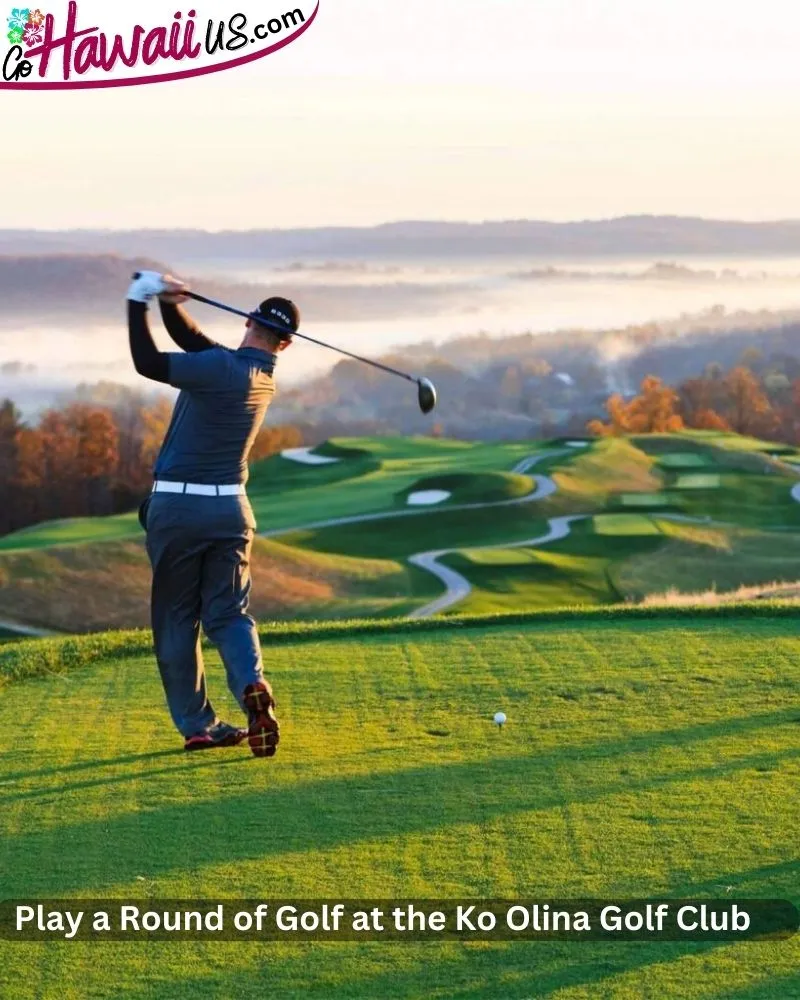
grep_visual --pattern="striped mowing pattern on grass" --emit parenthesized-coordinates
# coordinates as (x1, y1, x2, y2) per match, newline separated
(617, 494, 674, 507)
(657, 454, 713, 469)
(0, 612, 797, 998)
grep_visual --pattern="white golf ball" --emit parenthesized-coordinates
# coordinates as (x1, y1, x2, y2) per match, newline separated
(494, 712, 507, 726)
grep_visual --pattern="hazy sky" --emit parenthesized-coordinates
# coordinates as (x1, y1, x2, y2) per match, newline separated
(3, 0, 800, 228)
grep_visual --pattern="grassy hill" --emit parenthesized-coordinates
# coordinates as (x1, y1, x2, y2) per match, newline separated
(0, 538, 423, 632)
(2, 432, 799, 996)
(3, 432, 800, 634)
(0, 437, 550, 633)
(0, 607, 797, 999)
(279, 432, 800, 615)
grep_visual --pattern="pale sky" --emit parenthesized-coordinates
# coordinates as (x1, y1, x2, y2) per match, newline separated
(3, 0, 800, 228)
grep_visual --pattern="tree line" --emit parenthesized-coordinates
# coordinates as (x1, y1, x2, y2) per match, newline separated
(588, 361, 798, 440)
(3, 352, 798, 539)
(0, 393, 304, 537)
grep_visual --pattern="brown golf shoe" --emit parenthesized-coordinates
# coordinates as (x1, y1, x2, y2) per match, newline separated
(243, 683, 280, 758)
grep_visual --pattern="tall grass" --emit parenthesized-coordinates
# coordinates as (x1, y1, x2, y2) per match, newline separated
(640, 581, 800, 607)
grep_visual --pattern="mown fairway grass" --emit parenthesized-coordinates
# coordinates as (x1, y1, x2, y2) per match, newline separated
(0, 511, 142, 553)
(0, 610, 797, 999)
(439, 519, 665, 615)
(0, 438, 540, 554)
(247, 437, 546, 532)
(0, 437, 553, 631)
(6, 431, 800, 633)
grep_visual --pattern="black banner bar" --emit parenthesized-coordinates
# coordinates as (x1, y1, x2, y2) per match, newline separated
(0, 899, 797, 942)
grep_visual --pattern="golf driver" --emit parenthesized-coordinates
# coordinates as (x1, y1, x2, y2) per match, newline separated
(182, 290, 438, 414)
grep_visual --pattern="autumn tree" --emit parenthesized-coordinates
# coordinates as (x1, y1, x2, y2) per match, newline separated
(722, 366, 777, 436)
(775, 377, 800, 446)
(68, 404, 119, 514)
(0, 400, 23, 533)
(114, 396, 173, 503)
(588, 376, 684, 436)
(0, 400, 20, 482)
(688, 408, 731, 431)
(678, 377, 729, 431)
(249, 425, 305, 462)
(0, 391, 307, 539)
(37, 409, 81, 515)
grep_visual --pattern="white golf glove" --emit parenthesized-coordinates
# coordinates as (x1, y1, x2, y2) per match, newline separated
(127, 270, 169, 303)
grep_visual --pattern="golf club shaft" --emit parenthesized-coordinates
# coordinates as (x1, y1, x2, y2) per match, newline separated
(184, 291, 420, 386)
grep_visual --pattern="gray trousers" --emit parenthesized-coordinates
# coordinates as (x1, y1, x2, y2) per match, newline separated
(143, 493, 269, 737)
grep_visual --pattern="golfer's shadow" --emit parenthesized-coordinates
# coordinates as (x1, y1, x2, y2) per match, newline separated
(0, 748, 183, 786)
(0, 747, 255, 802)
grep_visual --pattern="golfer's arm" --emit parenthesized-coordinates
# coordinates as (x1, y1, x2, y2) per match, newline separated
(159, 301, 219, 353)
(128, 301, 169, 383)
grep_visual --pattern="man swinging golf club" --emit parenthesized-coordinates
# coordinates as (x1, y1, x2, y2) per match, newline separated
(127, 270, 297, 757)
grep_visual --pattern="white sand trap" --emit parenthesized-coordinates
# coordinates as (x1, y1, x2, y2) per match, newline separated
(407, 490, 452, 506)
(282, 448, 340, 466)
(566, 441, 589, 448)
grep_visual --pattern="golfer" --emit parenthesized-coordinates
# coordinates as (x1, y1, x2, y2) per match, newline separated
(126, 270, 298, 757)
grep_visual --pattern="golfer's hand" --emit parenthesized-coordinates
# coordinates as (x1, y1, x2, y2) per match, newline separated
(128, 270, 172, 303)
(159, 274, 190, 305)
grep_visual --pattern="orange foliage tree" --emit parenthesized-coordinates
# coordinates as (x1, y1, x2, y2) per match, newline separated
(587, 376, 684, 436)
(721, 366, 777, 436)
(678, 376, 731, 431)
(0, 391, 307, 538)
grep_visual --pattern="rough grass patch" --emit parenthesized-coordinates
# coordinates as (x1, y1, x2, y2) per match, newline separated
(553, 437, 661, 501)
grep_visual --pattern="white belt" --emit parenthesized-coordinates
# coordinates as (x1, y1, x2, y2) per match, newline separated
(152, 481, 246, 497)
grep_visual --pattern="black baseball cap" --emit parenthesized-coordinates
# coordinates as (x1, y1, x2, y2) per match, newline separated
(253, 297, 300, 340)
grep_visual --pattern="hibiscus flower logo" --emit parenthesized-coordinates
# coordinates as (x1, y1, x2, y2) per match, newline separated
(27, 7, 44, 26)
(23, 19, 42, 44)
(6, 7, 30, 31)
(6, 24, 23, 44)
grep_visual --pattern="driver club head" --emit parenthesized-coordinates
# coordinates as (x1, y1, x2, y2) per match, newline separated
(417, 377, 438, 415)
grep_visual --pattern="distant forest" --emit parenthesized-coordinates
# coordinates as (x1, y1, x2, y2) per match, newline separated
(267, 306, 800, 439)
(0, 388, 304, 537)
(9, 215, 800, 258)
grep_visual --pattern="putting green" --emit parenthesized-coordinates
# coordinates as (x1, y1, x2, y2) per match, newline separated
(0, 512, 141, 553)
(616, 493, 673, 507)
(657, 453, 713, 469)
(674, 474, 722, 490)
(593, 514, 662, 536)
